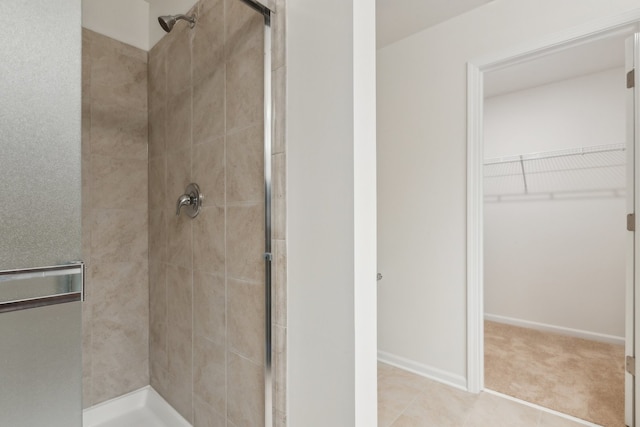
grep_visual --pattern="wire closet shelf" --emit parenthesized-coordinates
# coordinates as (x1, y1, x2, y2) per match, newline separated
(484, 143, 626, 202)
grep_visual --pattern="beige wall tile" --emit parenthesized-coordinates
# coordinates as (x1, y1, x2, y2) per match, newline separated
(273, 239, 286, 327)
(149, 209, 167, 263)
(151, 363, 171, 403)
(91, 154, 147, 210)
(91, 105, 148, 160)
(166, 263, 193, 337)
(273, 325, 286, 414)
(193, 0, 224, 85)
(81, 196, 92, 267)
(272, 66, 286, 154)
(193, 67, 225, 144)
(194, 337, 226, 415)
(149, 260, 168, 376)
(271, 0, 285, 70)
(90, 261, 149, 404)
(227, 351, 265, 427)
(193, 137, 225, 207)
(149, 106, 166, 159)
(90, 209, 148, 263)
(82, 29, 150, 408)
(166, 263, 194, 422)
(194, 396, 226, 427)
(272, 153, 286, 240)
(92, 46, 147, 89)
(227, 124, 264, 203)
(228, 278, 265, 364)
(227, 203, 265, 282)
(193, 206, 225, 273)
(166, 147, 192, 212)
(226, 46, 264, 132)
(149, 155, 166, 211)
(91, 358, 149, 405)
(166, 87, 193, 153)
(166, 214, 193, 268)
(92, 79, 147, 112)
(225, 0, 263, 60)
(90, 31, 148, 64)
(194, 270, 226, 344)
(166, 25, 192, 96)
(148, 42, 167, 112)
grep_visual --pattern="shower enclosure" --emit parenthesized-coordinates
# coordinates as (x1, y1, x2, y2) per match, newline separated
(147, 0, 275, 425)
(2, 0, 284, 424)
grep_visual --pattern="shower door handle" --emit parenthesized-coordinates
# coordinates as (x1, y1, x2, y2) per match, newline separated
(0, 262, 84, 314)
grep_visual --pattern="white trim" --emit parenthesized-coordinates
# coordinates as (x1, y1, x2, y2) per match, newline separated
(484, 389, 602, 427)
(485, 313, 625, 346)
(378, 351, 467, 391)
(83, 386, 191, 427)
(466, 61, 484, 395)
(466, 11, 640, 396)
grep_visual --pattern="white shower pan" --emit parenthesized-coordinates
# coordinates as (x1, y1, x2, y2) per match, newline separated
(83, 386, 191, 427)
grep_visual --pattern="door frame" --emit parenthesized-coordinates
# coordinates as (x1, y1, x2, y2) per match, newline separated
(466, 11, 640, 396)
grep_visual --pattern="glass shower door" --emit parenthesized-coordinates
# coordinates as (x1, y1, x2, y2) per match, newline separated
(0, 265, 84, 426)
(0, 0, 83, 425)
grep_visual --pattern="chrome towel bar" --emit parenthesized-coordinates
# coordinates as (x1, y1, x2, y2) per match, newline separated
(0, 262, 84, 314)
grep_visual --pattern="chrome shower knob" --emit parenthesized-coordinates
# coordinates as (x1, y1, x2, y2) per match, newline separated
(176, 183, 203, 218)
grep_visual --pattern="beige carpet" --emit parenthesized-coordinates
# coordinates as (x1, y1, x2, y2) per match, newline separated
(484, 321, 625, 427)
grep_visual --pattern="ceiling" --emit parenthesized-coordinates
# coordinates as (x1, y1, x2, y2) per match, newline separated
(376, 0, 494, 48)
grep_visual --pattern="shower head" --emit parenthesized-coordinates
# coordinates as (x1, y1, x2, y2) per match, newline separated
(158, 14, 196, 33)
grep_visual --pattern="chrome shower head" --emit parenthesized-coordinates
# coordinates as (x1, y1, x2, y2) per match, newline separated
(158, 14, 196, 33)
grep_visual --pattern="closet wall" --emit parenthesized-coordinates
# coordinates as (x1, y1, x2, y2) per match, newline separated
(484, 67, 627, 339)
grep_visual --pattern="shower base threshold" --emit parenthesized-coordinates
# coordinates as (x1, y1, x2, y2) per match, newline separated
(83, 386, 191, 427)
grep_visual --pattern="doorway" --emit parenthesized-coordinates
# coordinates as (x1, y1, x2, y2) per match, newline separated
(467, 19, 640, 427)
(482, 38, 627, 426)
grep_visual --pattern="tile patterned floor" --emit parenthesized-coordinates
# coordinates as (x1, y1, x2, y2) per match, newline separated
(378, 362, 597, 427)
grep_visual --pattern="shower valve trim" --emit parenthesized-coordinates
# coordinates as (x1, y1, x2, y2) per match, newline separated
(176, 183, 203, 218)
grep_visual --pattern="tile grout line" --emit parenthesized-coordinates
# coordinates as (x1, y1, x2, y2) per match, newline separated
(385, 384, 429, 427)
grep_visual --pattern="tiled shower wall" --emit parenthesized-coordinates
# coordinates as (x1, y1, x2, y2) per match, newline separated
(81, 29, 150, 407)
(147, 0, 281, 424)
(80, 0, 286, 422)
(271, 0, 287, 425)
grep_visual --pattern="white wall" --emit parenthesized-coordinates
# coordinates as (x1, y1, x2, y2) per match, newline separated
(377, 0, 640, 386)
(485, 68, 626, 157)
(82, 0, 150, 50)
(82, 0, 198, 50)
(485, 69, 626, 340)
(287, 0, 378, 425)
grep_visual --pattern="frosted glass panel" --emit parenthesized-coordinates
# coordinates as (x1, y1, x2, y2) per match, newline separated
(0, 0, 82, 270)
(0, 0, 82, 425)
(0, 303, 82, 427)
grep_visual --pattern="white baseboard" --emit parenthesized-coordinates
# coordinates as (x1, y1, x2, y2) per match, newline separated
(484, 313, 625, 346)
(378, 350, 467, 391)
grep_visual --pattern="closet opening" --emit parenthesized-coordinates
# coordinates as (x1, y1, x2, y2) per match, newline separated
(482, 35, 627, 424)
(467, 22, 640, 427)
